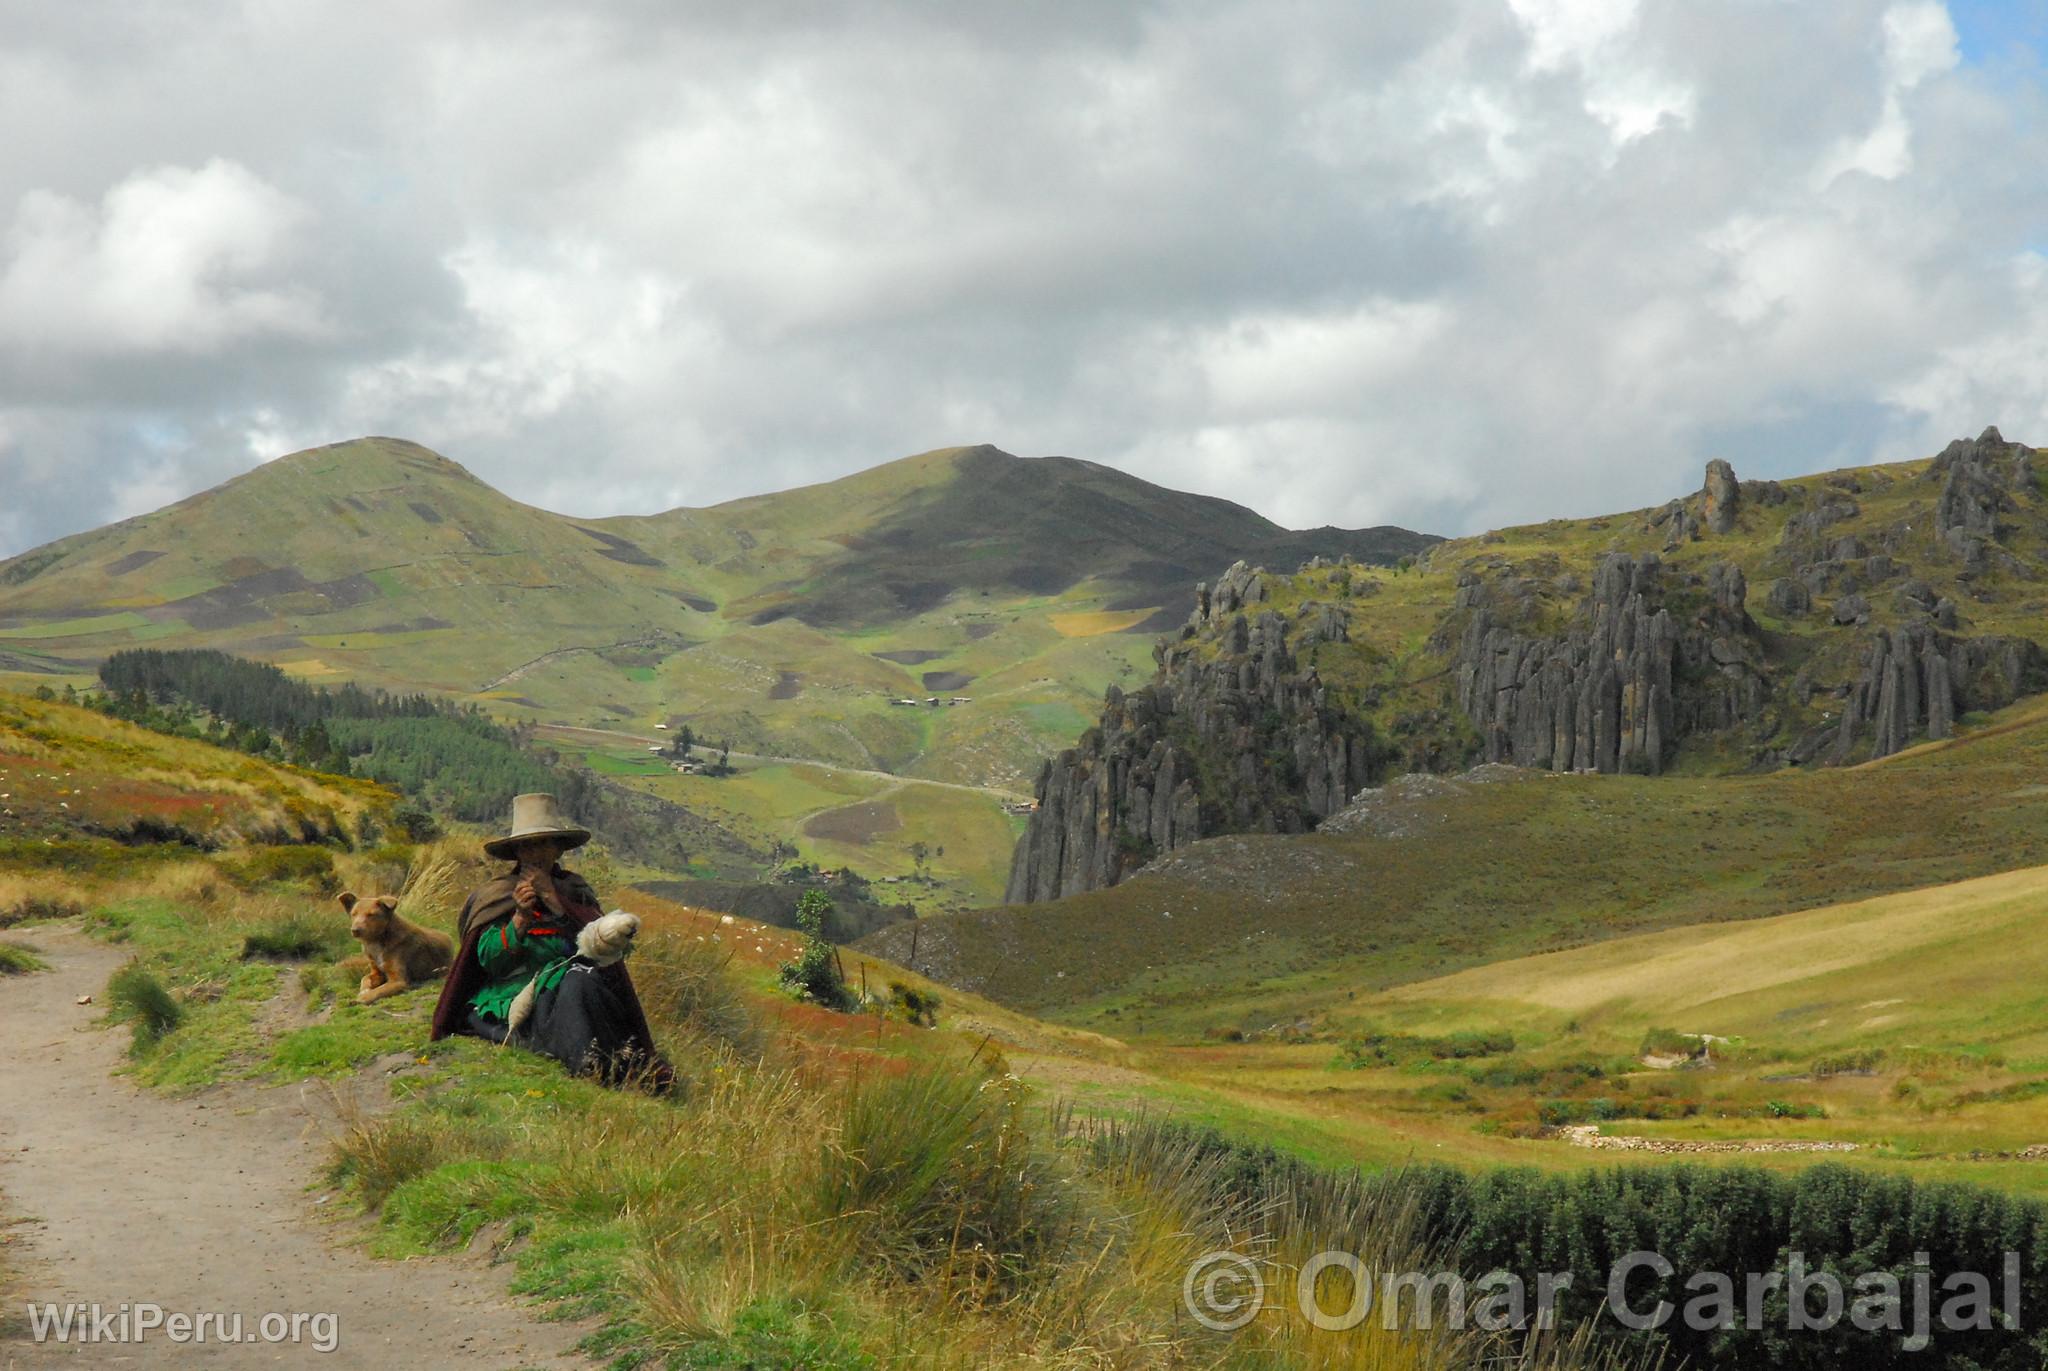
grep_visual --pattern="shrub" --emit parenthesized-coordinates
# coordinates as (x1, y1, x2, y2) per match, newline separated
(106, 961, 183, 1051)
(391, 803, 441, 843)
(1639, 1026, 1700, 1057)
(885, 981, 940, 1027)
(777, 891, 855, 1011)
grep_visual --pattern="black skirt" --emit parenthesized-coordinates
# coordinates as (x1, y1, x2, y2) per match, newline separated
(512, 960, 670, 1089)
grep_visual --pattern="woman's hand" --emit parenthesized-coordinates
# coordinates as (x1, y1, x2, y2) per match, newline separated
(513, 876, 541, 933)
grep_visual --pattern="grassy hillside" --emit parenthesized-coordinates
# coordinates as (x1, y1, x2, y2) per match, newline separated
(867, 688, 2048, 1035)
(0, 725, 1620, 1369)
(0, 689, 392, 869)
(0, 438, 1432, 802)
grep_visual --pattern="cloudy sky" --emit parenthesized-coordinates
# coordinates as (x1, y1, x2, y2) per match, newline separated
(1, 0, 2045, 557)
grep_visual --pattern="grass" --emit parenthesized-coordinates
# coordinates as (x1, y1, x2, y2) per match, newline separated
(0, 941, 46, 974)
(9, 810, 1624, 1367)
(105, 960, 183, 1050)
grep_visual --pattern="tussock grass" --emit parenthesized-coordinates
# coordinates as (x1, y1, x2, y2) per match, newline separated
(105, 960, 182, 1050)
(240, 907, 353, 961)
(0, 941, 46, 974)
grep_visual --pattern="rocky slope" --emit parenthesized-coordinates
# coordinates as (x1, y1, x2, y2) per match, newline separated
(1006, 560, 1380, 901)
(1004, 428, 2048, 902)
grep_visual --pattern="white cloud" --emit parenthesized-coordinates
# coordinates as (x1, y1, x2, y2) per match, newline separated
(0, 159, 328, 355)
(0, 0, 2044, 561)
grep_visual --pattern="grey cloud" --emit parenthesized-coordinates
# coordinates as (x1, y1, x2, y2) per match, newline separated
(1, 0, 2045, 558)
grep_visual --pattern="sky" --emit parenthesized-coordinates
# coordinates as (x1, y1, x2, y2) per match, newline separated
(1, 0, 2045, 558)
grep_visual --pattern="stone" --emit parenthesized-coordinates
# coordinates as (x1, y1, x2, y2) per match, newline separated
(1703, 459, 1740, 533)
(1768, 578, 1811, 616)
(1453, 554, 1761, 775)
(1832, 594, 1871, 626)
(1006, 579, 1376, 903)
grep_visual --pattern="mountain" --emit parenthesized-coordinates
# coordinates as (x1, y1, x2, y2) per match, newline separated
(0, 438, 1435, 797)
(859, 427, 2048, 1012)
(991, 427, 2048, 903)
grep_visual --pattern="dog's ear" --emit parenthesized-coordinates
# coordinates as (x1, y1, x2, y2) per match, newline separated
(338, 891, 359, 914)
(377, 896, 401, 914)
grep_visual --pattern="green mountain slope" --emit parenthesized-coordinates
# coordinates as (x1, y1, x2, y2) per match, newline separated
(864, 689, 2048, 1036)
(0, 438, 1434, 799)
(866, 429, 2048, 1025)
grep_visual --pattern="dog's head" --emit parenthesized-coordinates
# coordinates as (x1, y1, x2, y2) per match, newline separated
(576, 910, 641, 966)
(339, 891, 400, 941)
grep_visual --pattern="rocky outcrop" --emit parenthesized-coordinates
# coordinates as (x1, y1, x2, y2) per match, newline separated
(1455, 552, 1766, 774)
(1931, 426, 2036, 569)
(1703, 459, 1740, 534)
(1829, 622, 2044, 761)
(1004, 561, 1376, 903)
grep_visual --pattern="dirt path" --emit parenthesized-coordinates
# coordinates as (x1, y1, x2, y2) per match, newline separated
(0, 926, 588, 1368)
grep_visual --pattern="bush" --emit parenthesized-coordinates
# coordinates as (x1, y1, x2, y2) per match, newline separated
(885, 981, 940, 1027)
(777, 891, 856, 1011)
(106, 961, 183, 1051)
(391, 804, 441, 843)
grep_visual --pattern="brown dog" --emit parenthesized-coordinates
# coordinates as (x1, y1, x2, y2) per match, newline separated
(339, 891, 455, 1005)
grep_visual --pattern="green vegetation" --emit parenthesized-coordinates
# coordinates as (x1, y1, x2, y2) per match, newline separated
(777, 889, 857, 1010)
(884, 690, 2048, 1034)
(0, 941, 46, 974)
(105, 960, 183, 1050)
(1123, 1118, 2048, 1370)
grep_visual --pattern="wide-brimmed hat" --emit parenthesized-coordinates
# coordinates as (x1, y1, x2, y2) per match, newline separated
(483, 792, 592, 860)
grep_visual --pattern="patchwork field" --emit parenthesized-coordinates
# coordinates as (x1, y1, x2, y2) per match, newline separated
(546, 730, 1026, 908)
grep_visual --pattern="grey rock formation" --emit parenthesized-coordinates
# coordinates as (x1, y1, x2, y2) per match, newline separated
(1832, 593, 1871, 626)
(1454, 552, 1765, 774)
(1829, 622, 2044, 761)
(1007, 570, 1376, 903)
(1768, 578, 1811, 616)
(1931, 426, 2036, 566)
(1703, 459, 1740, 534)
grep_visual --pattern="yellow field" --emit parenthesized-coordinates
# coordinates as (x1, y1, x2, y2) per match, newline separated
(1047, 608, 1155, 637)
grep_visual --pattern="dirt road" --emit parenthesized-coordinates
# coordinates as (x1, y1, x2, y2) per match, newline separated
(0, 925, 586, 1368)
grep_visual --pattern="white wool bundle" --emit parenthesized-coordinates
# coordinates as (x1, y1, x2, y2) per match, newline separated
(501, 911, 642, 1042)
(577, 910, 641, 966)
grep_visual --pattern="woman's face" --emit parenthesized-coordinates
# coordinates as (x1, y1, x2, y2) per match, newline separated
(513, 837, 565, 870)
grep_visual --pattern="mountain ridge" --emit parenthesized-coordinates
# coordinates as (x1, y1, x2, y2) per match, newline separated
(0, 436, 1436, 802)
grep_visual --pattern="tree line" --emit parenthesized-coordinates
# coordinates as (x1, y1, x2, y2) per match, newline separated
(87, 649, 572, 827)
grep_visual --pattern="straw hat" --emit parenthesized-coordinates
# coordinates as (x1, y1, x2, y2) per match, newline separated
(483, 792, 592, 860)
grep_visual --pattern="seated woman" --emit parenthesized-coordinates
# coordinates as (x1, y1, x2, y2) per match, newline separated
(430, 793, 671, 1090)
